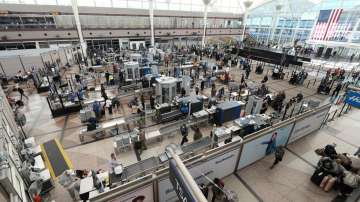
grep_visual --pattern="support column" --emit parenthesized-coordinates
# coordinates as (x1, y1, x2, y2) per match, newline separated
(349, 19, 360, 43)
(291, 18, 301, 45)
(201, 4, 208, 48)
(241, 12, 248, 42)
(149, 0, 155, 47)
(71, 0, 87, 58)
(269, 5, 282, 44)
(241, 1, 253, 42)
(256, 17, 263, 42)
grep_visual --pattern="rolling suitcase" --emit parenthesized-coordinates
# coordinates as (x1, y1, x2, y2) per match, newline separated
(311, 169, 326, 186)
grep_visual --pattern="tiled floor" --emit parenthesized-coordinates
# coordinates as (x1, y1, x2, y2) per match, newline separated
(8, 57, 354, 201)
(234, 109, 360, 202)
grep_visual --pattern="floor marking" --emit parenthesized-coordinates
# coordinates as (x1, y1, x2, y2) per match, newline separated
(26, 99, 46, 136)
(59, 115, 69, 142)
(234, 173, 264, 202)
(285, 147, 317, 168)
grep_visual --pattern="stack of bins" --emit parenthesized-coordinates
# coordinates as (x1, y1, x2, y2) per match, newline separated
(215, 101, 241, 125)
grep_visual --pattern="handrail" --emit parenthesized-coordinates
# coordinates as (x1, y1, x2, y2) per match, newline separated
(90, 174, 154, 202)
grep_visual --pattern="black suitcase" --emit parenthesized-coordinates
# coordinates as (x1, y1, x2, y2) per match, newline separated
(311, 169, 326, 186)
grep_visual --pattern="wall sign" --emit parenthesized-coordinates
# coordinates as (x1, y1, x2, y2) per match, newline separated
(345, 91, 360, 108)
(169, 159, 196, 202)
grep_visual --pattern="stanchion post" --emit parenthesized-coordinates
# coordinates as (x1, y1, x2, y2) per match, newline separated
(331, 109, 338, 120)
(321, 113, 330, 127)
(338, 103, 346, 117)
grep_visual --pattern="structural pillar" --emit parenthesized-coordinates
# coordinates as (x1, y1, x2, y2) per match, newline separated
(71, 0, 87, 58)
(291, 18, 301, 45)
(241, 12, 248, 42)
(268, 4, 282, 45)
(241, 1, 253, 42)
(149, 0, 155, 47)
(349, 19, 360, 43)
(201, 3, 209, 48)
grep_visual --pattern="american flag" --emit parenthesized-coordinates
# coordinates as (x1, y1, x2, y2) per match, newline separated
(311, 9, 343, 41)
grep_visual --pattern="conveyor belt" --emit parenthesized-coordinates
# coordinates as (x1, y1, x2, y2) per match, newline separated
(41, 139, 73, 179)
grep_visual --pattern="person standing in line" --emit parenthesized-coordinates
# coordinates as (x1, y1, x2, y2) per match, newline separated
(180, 124, 188, 146)
(200, 80, 205, 91)
(195, 85, 200, 95)
(245, 66, 251, 79)
(18, 87, 28, 101)
(105, 70, 110, 85)
(332, 82, 342, 98)
(193, 126, 202, 141)
(134, 139, 142, 162)
(270, 145, 285, 169)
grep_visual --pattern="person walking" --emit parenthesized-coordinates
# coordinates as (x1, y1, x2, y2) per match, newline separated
(180, 124, 188, 145)
(270, 145, 285, 169)
(18, 87, 28, 101)
(193, 126, 202, 141)
(100, 84, 108, 102)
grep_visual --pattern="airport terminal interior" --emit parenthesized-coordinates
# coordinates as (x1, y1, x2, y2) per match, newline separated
(1, 0, 360, 202)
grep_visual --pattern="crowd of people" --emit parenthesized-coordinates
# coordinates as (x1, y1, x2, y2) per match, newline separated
(313, 144, 360, 197)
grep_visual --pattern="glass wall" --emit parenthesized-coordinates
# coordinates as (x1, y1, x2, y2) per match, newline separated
(2, 0, 245, 14)
(0, 13, 240, 30)
(246, 0, 360, 45)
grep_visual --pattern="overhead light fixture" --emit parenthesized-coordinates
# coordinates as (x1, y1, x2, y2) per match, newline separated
(243, 0, 253, 9)
(203, 0, 212, 5)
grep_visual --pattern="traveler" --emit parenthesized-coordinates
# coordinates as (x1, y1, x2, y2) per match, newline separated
(211, 178, 224, 202)
(18, 87, 28, 101)
(105, 71, 110, 85)
(195, 85, 200, 95)
(270, 145, 285, 169)
(180, 124, 188, 145)
(200, 183, 209, 199)
(100, 84, 108, 102)
(261, 75, 268, 83)
(200, 80, 205, 91)
(193, 126, 202, 141)
(332, 82, 342, 98)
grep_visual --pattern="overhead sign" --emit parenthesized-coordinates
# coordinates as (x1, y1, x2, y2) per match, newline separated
(169, 159, 196, 202)
(345, 91, 360, 108)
